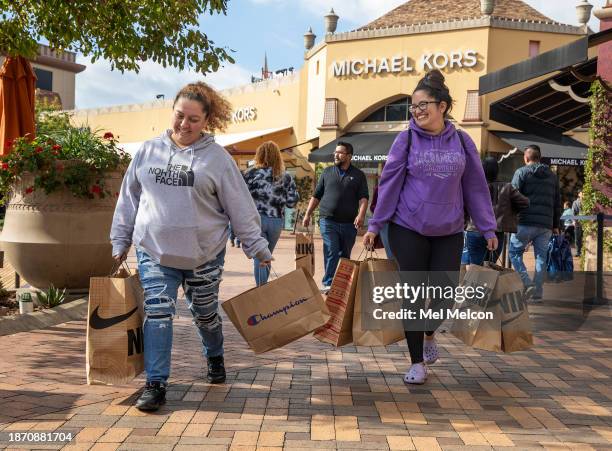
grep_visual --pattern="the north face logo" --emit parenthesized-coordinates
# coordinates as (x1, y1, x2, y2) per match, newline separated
(149, 164, 194, 186)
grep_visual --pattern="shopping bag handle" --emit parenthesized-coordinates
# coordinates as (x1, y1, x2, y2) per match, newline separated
(258, 263, 279, 286)
(109, 260, 132, 277)
(293, 209, 314, 234)
(357, 247, 380, 261)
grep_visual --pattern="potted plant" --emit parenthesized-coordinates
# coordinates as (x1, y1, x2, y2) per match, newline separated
(0, 105, 131, 290)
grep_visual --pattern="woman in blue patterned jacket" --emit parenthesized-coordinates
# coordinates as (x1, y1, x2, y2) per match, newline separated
(243, 141, 299, 285)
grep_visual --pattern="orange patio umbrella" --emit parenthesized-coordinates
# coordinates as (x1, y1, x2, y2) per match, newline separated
(0, 56, 37, 155)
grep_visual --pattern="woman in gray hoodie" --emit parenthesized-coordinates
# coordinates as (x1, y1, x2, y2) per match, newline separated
(110, 82, 272, 412)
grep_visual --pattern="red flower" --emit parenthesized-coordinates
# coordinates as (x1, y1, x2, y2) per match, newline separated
(25, 186, 34, 194)
(1, 163, 8, 170)
(52, 144, 61, 151)
(91, 185, 102, 194)
(52, 151, 59, 156)
(103, 132, 114, 140)
(35, 146, 43, 153)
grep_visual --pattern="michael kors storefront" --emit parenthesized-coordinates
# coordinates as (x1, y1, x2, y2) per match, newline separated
(73, 0, 592, 198)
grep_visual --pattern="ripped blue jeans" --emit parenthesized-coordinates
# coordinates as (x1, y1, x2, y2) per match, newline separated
(136, 248, 226, 385)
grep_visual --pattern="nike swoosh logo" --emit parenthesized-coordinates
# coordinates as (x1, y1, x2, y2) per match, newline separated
(89, 306, 138, 330)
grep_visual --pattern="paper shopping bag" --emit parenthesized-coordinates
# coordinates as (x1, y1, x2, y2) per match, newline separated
(451, 264, 501, 352)
(495, 268, 533, 353)
(352, 258, 404, 346)
(86, 268, 144, 385)
(314, 258, 359, 346)
(222, 267, 329, 354)
(295, 232, 315, 277)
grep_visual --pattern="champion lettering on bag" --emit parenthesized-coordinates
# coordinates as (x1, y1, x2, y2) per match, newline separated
(247, 297, 308, 326)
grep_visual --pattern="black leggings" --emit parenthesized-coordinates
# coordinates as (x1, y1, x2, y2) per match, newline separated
(388, 222, 463, 364)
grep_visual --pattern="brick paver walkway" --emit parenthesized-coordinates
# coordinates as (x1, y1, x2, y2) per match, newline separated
(0, 233, 610, 450)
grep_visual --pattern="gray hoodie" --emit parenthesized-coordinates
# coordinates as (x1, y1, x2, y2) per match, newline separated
(110, 131, 272, 269)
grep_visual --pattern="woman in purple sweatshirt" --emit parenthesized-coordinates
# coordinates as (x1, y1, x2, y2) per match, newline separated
(363, 70, 497, 385)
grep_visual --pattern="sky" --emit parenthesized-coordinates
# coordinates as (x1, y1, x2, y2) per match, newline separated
(75, 0, 607, 109)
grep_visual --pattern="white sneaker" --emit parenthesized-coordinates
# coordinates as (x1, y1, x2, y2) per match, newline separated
(423, 338, 439, 365)
(403, 363, 428, 385)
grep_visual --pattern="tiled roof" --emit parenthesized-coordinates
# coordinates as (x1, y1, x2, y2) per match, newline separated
(359, 0, 559, 30)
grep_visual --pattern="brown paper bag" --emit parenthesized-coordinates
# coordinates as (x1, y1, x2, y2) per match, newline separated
(352, 258, 405, 346)
(222, 267, 330, 354)
(496, 270, 533, 352)
(295, 232, 315, 277)
(451, 264, 501, 352)
(313, 258, 358, 346)
(86, 268, 145, 385)
(452, 264, 533, 353)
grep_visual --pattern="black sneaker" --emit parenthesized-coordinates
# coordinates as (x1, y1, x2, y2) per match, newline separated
(207, 355, 226, 384)
(135, 382, 166, 412)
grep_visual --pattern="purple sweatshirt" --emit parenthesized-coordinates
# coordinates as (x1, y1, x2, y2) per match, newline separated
(368, 119, 496, 239)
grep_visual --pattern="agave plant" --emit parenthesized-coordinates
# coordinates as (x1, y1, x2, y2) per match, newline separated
(36, 285, 66, 308)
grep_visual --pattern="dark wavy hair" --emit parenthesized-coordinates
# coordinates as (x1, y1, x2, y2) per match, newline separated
(413, 69, 454, 117)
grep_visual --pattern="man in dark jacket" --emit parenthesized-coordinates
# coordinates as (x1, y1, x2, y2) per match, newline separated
(509, 145, 561, 302)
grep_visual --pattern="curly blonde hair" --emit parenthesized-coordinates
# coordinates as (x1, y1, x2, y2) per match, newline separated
(173, 81, 232, 133)
(255, 141, 285, 180)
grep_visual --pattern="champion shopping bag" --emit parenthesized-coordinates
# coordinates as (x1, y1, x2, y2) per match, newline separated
(222, 267, 330, 354)
(314, 258, 359, 346)
(86, 265, 145, 385)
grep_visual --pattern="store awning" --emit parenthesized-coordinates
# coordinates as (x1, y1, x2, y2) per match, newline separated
(215, 126, 292, 147)
(493, 131, 588, 167)
(479, 28, 612, 142)
(487, 58, 597, 141)
(118, 125, 292, 157)
(480, 28, 610, 95)
(308, 132, 399, 163)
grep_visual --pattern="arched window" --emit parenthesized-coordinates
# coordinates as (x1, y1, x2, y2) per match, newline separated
(362, 96, 411, 123)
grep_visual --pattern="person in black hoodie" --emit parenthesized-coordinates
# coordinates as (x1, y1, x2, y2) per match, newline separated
(465, 157, 529, 266)
(509, 145, 561, 302)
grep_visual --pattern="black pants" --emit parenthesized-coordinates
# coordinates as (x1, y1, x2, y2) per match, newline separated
(388, 222, 463, 364)
(575, 224, 583, 256)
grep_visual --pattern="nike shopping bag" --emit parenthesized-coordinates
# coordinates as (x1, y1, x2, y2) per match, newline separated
(87, 266, 145, 385)
(222, 267, 330, 354)
(295, 231, 315, 277)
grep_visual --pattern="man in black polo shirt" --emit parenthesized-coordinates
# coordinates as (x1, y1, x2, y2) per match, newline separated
(302, 141, 369, 289)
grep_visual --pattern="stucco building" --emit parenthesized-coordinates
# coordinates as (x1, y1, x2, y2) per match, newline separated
(72, 0, 596, 200)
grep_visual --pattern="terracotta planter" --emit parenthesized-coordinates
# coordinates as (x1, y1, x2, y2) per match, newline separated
(0, 170, 123, 290)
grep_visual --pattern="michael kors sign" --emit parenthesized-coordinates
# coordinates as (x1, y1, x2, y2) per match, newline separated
(232, 106, 257, 123)
(332, 50, 478, 77)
